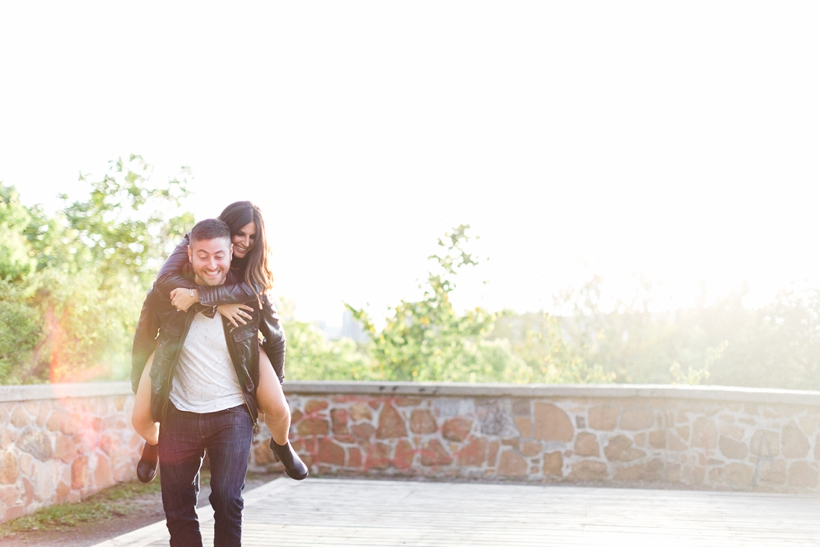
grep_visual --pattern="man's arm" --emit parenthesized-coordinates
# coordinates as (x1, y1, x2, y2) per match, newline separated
(131, 288, 161, 393)
(258, 294, 286, 384)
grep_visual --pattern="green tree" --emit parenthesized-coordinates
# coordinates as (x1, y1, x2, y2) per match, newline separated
(348, 225, 522, 382)
(0, 156, 194, 384)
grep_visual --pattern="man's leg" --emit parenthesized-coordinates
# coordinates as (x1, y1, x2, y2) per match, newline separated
(159, 405, 206, 547)
(203, 405, 254, 547)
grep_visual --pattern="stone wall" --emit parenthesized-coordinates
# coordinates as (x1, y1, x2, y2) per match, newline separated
(3, 381, 820, 524)
(0, 383, 142, 523)
(253, 382, 820, 494)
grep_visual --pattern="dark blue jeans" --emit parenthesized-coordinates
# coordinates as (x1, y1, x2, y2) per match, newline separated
(158, 404, 254, 547)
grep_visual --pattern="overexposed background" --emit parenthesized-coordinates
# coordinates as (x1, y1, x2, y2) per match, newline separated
(1, 1, 818, 326)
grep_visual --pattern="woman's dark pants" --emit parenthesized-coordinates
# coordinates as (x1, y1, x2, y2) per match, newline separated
(158, 404, 254, 547)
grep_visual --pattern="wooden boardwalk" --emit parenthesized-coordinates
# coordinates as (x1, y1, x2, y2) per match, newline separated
(93, 478, 820, 546)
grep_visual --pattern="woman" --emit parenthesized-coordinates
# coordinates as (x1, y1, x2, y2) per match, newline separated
(131, 201, 307, 482)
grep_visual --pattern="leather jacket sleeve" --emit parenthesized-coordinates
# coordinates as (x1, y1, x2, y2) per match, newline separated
(156, 234, 259, 306)
(258, 294, 286, 384)
(156, 236, 195, 298)
(131, 288, 161, 393)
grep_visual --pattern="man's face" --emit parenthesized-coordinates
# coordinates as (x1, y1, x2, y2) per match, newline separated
(188, 236, 232, 286)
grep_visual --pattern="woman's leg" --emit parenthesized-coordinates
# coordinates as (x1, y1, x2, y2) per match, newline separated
(132, 352, 160, 445)
(257, 350, 308, 480)
(256, 350, 290, 445)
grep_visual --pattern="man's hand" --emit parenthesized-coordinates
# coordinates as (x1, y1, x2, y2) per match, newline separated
(170, 288, 198, 311)
(218, 303, 255, 327)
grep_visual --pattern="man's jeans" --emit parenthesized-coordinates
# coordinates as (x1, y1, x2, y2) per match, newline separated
(158, 404, 254, 547)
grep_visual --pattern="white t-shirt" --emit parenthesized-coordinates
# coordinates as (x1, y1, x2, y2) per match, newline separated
(169, 310, 245, 413)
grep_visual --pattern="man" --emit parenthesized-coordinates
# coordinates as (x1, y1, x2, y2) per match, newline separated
(131, 219, 284, 547)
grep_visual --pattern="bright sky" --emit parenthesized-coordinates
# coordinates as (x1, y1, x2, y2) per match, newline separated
(1, 2, 818, 324)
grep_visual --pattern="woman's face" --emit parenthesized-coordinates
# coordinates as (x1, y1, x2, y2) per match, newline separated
(231, 221, 257, 259)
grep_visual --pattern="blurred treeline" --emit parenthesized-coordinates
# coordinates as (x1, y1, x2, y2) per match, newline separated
(0, 156, 193, 384)
(2, 159, 818, 389)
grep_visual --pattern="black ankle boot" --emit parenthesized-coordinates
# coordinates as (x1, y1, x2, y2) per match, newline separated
(270, 439, 308, 480)
(137, 442, 158, 483)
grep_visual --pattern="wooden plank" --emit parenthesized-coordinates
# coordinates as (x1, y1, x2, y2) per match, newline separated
(92, 478, 820, 547)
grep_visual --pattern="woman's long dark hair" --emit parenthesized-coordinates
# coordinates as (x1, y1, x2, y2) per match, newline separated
(218, 201, 274, 295)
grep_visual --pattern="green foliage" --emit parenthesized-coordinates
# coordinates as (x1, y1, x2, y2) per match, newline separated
(61, 154, 194, 287)
(0, 156, 193, 385)
(347, 225, 565, 383)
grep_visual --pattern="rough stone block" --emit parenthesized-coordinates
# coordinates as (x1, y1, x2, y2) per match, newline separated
(94, 456, 113, 489)
(36, 404, 51, 427)
(16, 429, 52, 462)
(788, 461, 819, 487)
(254, 442, 275, 465)
(569, 460, 607, 481)
(634, 432, 647, 447)
(676, 426, 690, 442)
(331, 408, 349, 429)
(11, 406, 29, 428)
(758, 459, 786, 485)
(521, 441, 541, 458)
(799, 416, 819, 436)
(297, 418, 329, 437)
(304, 399, 329, 414)
(574, 432, 600, 457)
(514, 417, 532, 438)
(392, 439, 416, 470)
(543, 451, 563, 477)
(477, 401, 518, 438)
(750, 430, 779, 458)
(349, 403, 373, 422)
(364, 442, 391, 470)
(782, 423, 810, 458)
(589, 407, 618, 431)
(709, 467, 725, 484)
(498, 450, 527, 477)
(442, 417, 472, 442)
(512, 400, 530, 416)
(456, 437, 487, 467)
(71, 457, 89, 490)
(691, 417, 717, 450)
(620, 408, 654, 430)
(54, 435, 77, 464)
(3, 505, 25, 523)
(351, 423, 376, 441)
(393, 397, 422, 407)
(533, 403, 573, 442)
(719, 424, 744, 441)
(614, 459, 663, 481)
(604, 435, 645, 462)
(348, 446, 362, 469)
(0, 428, 14, 450)
(0, 485, 19, 507)
(487, 440, 500, 467)
(376, 405, 407, 439)
(0, 451, 18, 485)
(649, 430, 667, 449)
(318, 438, 346, 467)
(719, 436, 748, 460)
(725, 462, 754, 489)
(420, 439, 453, 467)
(410, 410, 437, 435)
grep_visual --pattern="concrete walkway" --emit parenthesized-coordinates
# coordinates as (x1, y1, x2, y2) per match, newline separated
(91, 478, 820, 546)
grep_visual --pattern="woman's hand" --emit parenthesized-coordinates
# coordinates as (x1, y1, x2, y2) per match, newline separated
(218, 303, 255, 327)
(170, 288, 198, 311)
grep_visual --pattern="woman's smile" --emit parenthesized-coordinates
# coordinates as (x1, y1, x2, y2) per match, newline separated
(232, 221, 257, 259)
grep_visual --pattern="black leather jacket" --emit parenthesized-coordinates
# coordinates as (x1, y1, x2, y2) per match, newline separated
(131, 238, 285, 425)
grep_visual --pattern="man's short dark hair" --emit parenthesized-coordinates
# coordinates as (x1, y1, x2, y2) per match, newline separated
(190, 219, 231, 243)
